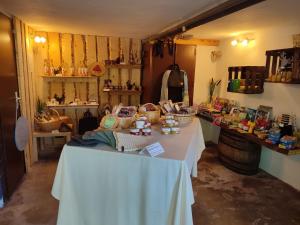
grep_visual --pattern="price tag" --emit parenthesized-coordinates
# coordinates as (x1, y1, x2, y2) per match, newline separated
(140, 142, 165, 157)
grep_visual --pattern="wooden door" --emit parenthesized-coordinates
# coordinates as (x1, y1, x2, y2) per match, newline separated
(0, 12, 25, 200)
(142, 43, 196, 104)
(175, 45, 196, 104)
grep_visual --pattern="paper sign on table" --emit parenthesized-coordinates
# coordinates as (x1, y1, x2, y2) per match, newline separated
(140, 142, 165, 157)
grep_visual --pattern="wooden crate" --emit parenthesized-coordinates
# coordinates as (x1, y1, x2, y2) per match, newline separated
(227, 66, 266, 94)
(265, 47, 300, 83)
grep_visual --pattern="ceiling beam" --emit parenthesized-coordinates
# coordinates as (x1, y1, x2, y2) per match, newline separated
(143, 0, 265, 42)
(175, 39, 219, 46)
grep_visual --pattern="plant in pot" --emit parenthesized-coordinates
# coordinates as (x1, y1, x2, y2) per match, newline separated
(209, 78, 221, 103)
(36, 98, 47, 116)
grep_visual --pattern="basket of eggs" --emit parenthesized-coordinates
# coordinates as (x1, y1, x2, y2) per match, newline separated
(138, 103, 160, 124)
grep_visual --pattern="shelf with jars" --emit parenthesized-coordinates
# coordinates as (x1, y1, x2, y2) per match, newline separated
(265, 47, 300, 84)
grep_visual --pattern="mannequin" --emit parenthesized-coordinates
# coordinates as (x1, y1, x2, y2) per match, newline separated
(160, 64, 189, 105)
(167, 64, 184, 102)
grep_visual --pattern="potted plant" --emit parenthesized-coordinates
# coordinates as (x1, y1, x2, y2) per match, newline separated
(209, 78, 221, 103)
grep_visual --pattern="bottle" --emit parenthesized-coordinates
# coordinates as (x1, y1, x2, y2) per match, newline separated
(49, 60, 54, 76)
(120, 49, 125, 64)
(129, 50, 134, 64)
(69, 64, 74, 76)
(61, 60, 68, 76)
(43, 59, 49, 76)
(78, 61, 83, 76)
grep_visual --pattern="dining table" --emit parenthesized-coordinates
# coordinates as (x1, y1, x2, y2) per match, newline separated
(52, 117, 206, 225)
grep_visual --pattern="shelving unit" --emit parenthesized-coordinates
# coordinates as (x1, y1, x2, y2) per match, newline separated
(106, 64, 142, 69)
(35, 32, 142, 135)
(198, 114, 300, 156)
(227, 66, 266, 94)
(265, 47, 300, 84)
(47, 104, 99, 109)
(104, 90, 142, 95)
(41, 75, 98, 79)
(41, 64, 142, 105)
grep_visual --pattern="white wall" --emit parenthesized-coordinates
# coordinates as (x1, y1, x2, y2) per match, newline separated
(193, 25, 300, 190)
(214, 25, 300, 190)
(216, 25, 300, 126)
(193, 45, 218, 105)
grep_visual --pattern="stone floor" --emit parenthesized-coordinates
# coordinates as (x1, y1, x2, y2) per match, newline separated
(0, 146, 299, 225)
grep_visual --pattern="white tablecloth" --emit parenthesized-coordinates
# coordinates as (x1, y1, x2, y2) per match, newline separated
(52, 118, 205, 225)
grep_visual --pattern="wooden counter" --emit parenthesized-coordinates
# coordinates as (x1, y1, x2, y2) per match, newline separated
(198, 115, 300, 155)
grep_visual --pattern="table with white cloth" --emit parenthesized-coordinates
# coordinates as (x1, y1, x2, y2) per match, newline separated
(52, 118, 205, 225)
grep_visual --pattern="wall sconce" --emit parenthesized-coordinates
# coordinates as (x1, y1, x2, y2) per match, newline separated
(231, 39, 238, 47)
(231, 38, 254, 47)
(34, 36, 46, 43)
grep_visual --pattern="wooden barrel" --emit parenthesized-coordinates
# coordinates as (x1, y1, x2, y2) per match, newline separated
(217, 129, 261, 175)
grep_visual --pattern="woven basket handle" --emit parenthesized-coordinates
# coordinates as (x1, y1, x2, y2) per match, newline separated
(49, 108, 61, 120)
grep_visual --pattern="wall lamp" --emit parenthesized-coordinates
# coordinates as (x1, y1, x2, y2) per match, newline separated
(34, 36, 46, 43)
(231, 38, 254, 47)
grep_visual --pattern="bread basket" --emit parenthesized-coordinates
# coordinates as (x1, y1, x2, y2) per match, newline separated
(35, 109, 62, 132)
(139, 103, 160, 124)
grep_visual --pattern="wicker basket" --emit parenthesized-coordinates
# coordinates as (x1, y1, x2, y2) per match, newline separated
(35, 109, 62, 132)
(172, 112, 196, 126)
(118, 116, 135, 129)
(99, 114, 119, 129)
(139, 103, 160, 124)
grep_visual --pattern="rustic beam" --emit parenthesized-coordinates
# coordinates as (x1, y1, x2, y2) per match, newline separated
(174, 38, 219, 46)
(144, 0, 265, 42)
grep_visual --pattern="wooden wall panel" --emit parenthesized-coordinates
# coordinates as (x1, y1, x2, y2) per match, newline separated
(32, 31, 141, 133)
(74, 34, 84, 73)
(34, 31, 48, 100)
(97, 36, 108, 106)
(109, 37, 119, 106)
(48, 33, 61, 97)
(86, 35, 97, 103)
(14, 18, 37, 168)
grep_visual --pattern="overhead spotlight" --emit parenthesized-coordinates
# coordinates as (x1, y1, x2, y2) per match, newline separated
(231, 39, 238, 46)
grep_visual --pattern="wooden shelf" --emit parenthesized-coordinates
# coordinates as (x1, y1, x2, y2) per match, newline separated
(41, 64, 142, 79)
(103, 90, 142, 95)
(106, 64, 142, 69)
(198, 114, 300, 155)
(227, 90, 264, 94)
(47, 104, 99, 109)
(265, 47, 300, 83)
(41, 75, 99, 79)
(227, 66, 266, 95)
(265, 80, 300, 84)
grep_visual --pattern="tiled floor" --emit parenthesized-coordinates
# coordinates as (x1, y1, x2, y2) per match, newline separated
(0, 146, 299, 225)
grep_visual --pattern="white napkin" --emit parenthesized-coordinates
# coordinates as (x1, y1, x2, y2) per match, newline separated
(113, 132, 154, 152)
